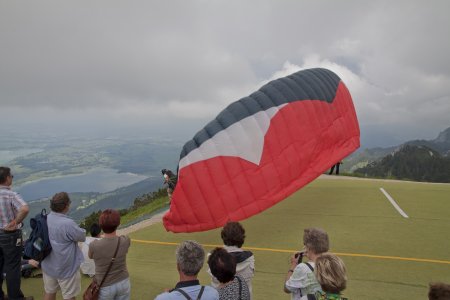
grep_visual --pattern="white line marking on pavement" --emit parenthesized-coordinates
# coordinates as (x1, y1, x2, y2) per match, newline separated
(380, 188, 409, 218)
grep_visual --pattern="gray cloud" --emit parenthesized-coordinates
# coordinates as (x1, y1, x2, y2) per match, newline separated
(1, 0, 449, 147)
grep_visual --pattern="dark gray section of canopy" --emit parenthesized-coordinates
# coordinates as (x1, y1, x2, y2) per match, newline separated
(180, 68, 341, 160)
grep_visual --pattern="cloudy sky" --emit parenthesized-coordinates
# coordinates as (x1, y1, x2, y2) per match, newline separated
(1, 1, 449, 148)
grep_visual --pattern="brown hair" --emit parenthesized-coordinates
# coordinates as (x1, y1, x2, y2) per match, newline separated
(0, 167, 11, 184)
(99, 209, 121, 233)
(315, 253, 347, 294)
(429, 282, 450, 300)
(303, 227, 329, 254)
(50, 192, 71, 213)
(207, 247, 236, 283)
(221, 221, 246, 248)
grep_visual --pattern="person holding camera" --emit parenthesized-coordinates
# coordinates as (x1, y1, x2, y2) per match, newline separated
(284, 228, 329, 300)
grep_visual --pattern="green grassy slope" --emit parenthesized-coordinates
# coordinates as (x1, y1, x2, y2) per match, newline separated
(20, 178, 450, 299)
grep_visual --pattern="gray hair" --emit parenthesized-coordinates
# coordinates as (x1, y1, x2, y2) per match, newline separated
(176, 240, 205, 276)
(303, 227, 329, 255)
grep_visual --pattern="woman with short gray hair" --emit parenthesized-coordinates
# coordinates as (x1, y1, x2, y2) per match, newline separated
(284, 228, 329, 300)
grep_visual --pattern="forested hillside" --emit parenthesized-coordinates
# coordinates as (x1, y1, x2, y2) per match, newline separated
(26, 177, 162, 231)
(354, 145, 450, 182)
(344, 126, 450, 172)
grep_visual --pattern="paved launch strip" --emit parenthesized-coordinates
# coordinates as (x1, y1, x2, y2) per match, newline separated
(131, 239, 450, 265)
(380, 187, 409, 218)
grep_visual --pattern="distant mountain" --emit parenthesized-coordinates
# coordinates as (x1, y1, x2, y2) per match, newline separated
(343, 126, 450, 172)
(25, 177, 162, 234)
(69, 177, 162, 221)
(353, 144, 450, 182)
(405, 127, 450, 156)
(341, 146, 396, 173)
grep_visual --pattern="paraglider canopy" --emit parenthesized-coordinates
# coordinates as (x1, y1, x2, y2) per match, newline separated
(164, 68, 360, 233)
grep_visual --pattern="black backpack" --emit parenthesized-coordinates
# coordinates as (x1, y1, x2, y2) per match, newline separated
(24, 209, 52, 261)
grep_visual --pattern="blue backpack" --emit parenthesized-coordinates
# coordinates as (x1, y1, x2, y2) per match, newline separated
(24, 209, 52, 261)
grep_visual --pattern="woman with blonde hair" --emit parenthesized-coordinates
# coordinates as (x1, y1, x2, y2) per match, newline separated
(308, 253, 348, 300)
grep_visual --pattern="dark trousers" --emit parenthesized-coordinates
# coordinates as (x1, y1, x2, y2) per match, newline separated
(0, 230, 24, 300)
(329, 163, 340, 175)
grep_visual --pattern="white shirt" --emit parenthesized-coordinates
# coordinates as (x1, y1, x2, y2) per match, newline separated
(285, 261, 321, 300)
(80, 236, 100, 276)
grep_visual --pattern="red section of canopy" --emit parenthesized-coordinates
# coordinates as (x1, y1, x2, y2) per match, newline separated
(163, 82, 359, 232)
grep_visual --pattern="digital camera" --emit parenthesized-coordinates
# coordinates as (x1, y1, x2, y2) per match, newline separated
(294, 251, 305, 264)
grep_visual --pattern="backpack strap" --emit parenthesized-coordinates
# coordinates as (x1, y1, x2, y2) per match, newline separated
(304, 262, 314, 272)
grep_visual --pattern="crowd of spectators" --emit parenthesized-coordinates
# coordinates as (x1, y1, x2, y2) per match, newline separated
(2, 165, 448, 300)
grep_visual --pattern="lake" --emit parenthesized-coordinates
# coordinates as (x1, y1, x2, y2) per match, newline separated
(15, 168, 148, 201)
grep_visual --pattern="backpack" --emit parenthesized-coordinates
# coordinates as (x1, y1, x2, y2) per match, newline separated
(24, 209, 52, 261)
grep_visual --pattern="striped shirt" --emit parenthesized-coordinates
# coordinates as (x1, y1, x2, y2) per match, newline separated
(0, 185, 27, 229)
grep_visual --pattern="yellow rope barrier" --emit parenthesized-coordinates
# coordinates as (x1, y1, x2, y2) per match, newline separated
(131, 239, 450, 265)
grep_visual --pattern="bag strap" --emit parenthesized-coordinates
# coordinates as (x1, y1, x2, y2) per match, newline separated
(236, 276, 242, 300)
(170, 285, 205, 300)
(172, 286, 205, 300)
(196, 286, 205, 300)
(98, 237, 121, 288)
(304, 262, 314, 272)
(173, 288, 192, 300)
